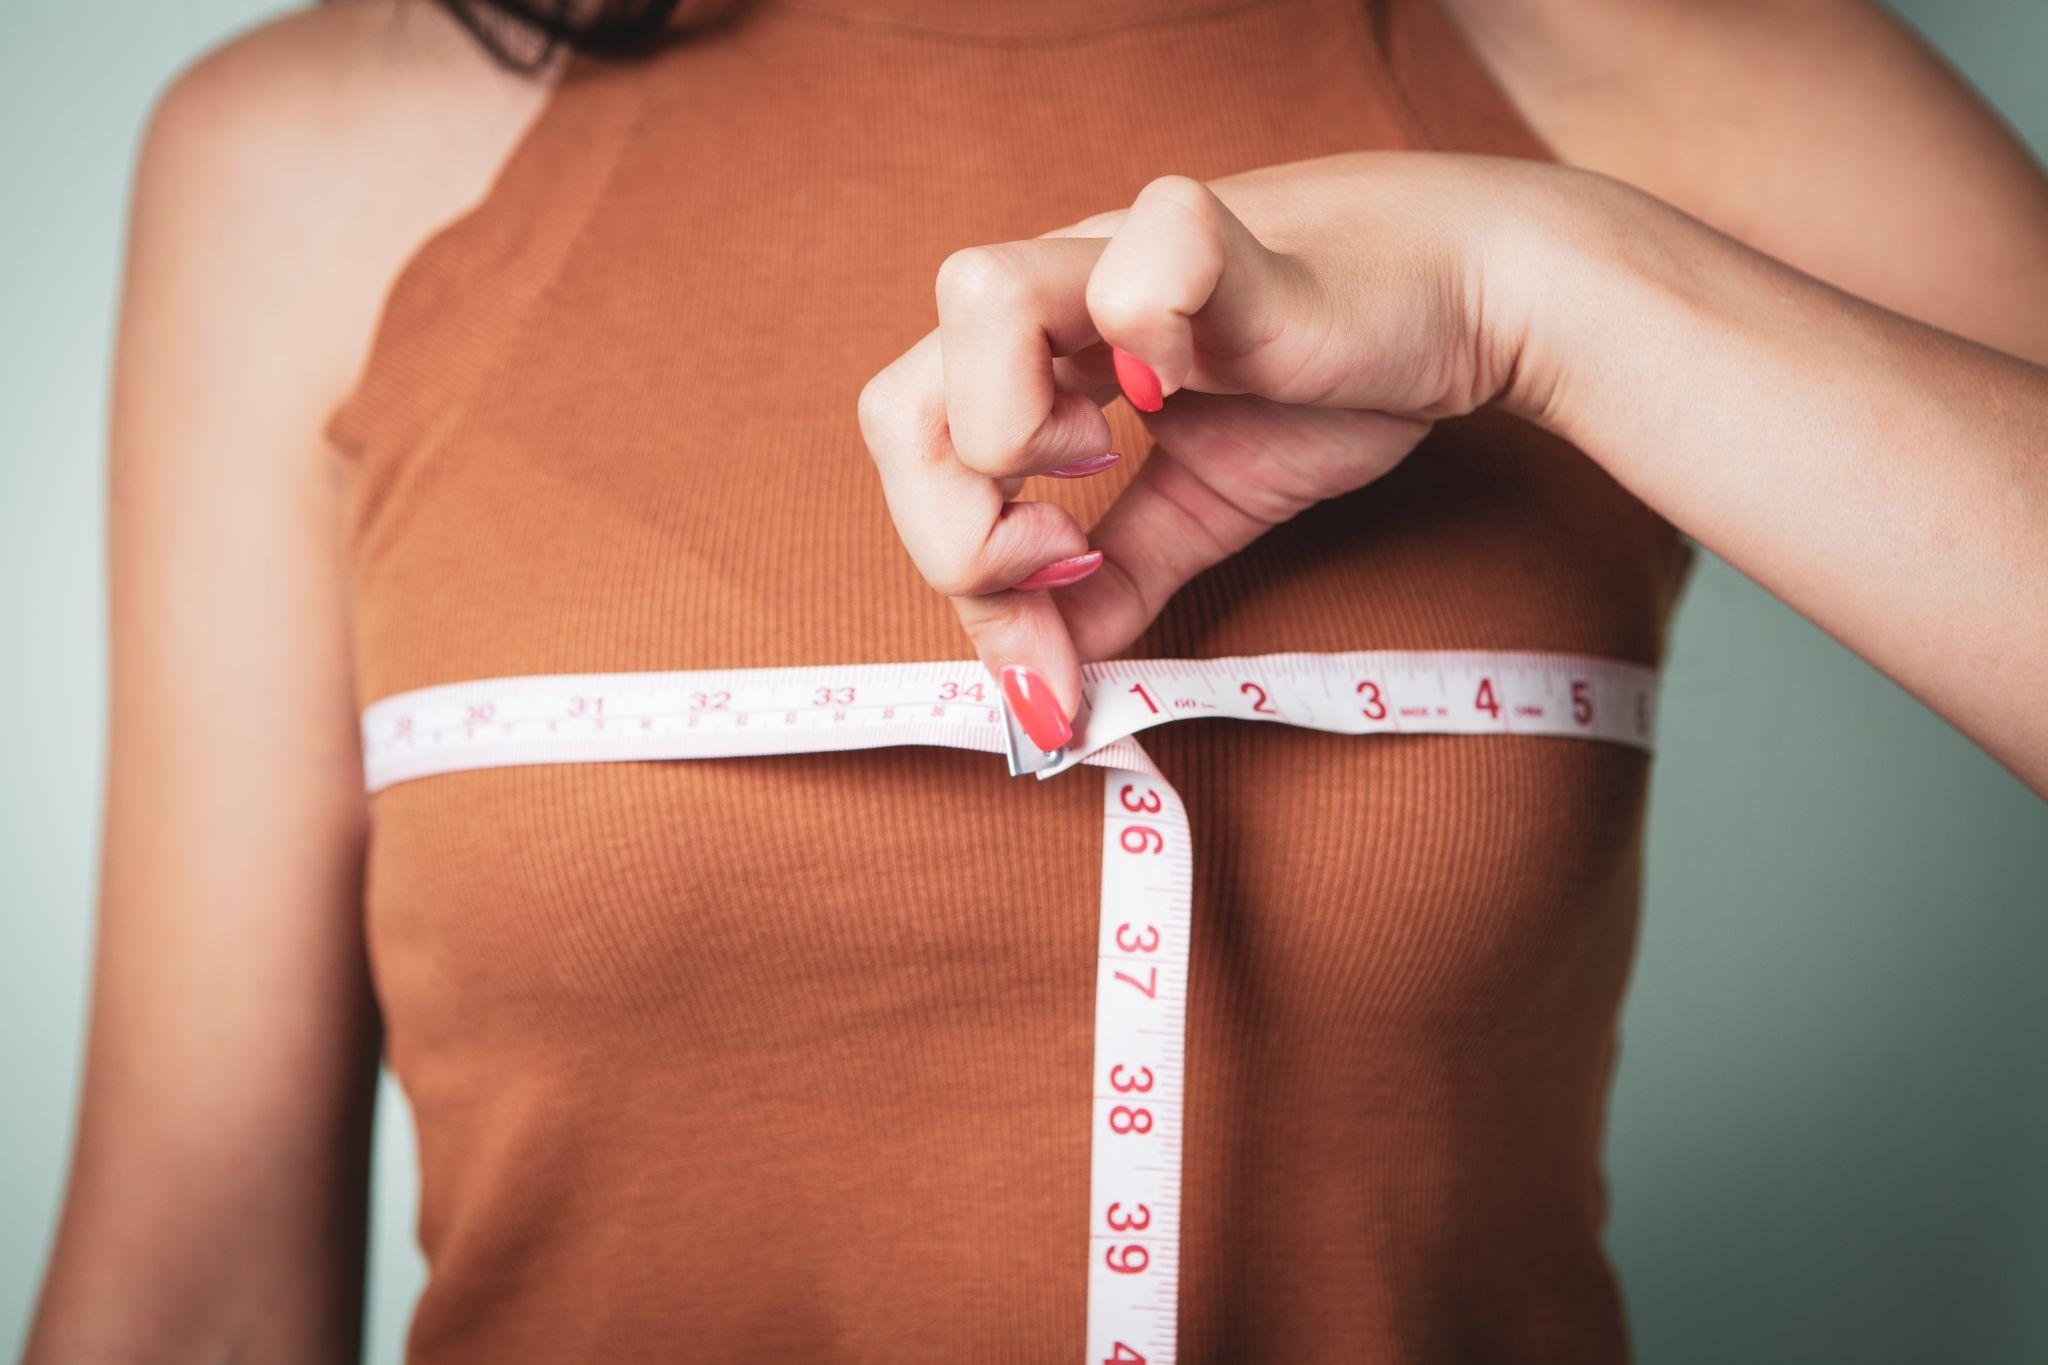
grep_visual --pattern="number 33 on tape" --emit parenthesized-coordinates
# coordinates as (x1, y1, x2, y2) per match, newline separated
(359, 650, 1658, 1364)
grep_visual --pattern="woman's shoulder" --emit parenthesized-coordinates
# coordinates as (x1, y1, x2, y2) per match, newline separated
(146, 0, 545, 199)
(132, 0, 553, 438)
(1440, 0, 2048, 360)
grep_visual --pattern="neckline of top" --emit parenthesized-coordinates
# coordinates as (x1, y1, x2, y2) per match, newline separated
(757, 0, 1312, 46)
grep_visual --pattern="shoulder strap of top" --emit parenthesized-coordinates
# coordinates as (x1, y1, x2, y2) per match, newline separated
(324, 59, 652, 467)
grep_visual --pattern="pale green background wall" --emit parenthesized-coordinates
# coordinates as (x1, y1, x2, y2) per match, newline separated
(2, 2, 2042, 1359)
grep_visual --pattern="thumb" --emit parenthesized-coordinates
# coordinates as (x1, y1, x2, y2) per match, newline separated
(1083, 175, 1325, 406)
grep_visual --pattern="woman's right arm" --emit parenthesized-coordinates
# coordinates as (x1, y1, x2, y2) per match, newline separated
(25, 6, 545, 1357)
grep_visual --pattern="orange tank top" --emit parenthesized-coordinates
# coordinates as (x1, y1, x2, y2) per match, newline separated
(330, 0, 1690, 1358)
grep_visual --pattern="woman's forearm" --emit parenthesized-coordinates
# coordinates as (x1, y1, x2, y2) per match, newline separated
(1516, 179, 2048, 789)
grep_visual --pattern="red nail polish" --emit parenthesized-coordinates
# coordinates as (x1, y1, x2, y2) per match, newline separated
(1112, 347, 1164, 413)
(1045, 452, 1123, 479)
(1000, 664, 1073, 751)
(1013, 550, 1103, 591)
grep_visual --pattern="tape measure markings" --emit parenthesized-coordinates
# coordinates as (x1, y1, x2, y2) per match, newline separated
(358, 650, 1657, 1365)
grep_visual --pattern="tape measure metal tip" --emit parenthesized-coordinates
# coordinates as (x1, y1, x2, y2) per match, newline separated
(1001, 698, 1066, 777)
(1003, 689, 1097, 778)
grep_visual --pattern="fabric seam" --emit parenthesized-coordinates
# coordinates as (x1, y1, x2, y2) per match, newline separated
(758, 0, 1300, 50)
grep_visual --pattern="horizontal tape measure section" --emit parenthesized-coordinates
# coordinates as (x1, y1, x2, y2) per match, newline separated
(361, 650, 1657, 794)
(1040, 650, 1655, 779)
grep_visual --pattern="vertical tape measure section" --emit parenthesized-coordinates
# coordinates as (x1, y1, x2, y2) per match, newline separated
(1086, 743, 1191, 1364)
(359, 650, 1657, 1365)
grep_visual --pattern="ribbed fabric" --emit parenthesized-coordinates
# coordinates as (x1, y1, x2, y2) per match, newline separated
(331, 0, 1689, 1358)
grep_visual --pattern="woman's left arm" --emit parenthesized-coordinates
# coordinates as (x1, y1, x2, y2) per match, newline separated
(1510, 174, 2048, 791)
(1438, 0, 2048, 363)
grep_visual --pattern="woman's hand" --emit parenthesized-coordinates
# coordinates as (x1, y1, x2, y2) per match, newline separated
(857, 153, 1577, 748)
(860, 153, 2048, 792)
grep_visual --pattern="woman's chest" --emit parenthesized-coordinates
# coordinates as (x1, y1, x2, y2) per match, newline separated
(365, 712, 1650, 1078)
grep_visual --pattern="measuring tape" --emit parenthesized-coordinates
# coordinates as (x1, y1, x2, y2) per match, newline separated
(361, 649, 1657, 1363)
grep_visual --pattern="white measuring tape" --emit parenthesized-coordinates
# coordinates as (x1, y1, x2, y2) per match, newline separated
(361, 649, 1656, 1364)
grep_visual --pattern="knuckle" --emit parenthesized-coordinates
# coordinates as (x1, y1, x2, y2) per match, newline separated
(1136, 174, 1225, 232)
(856, 369, 905, 447)
(935, 244, 1031, 314)
(1083, 274, 1150, 336)
(1089, 178, 1231, 334)
(857, 365, 939, 455)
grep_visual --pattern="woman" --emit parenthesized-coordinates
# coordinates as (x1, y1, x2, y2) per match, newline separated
(28, 0, 2046, 1360)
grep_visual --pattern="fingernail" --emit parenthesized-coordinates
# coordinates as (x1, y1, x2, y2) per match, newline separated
(1000, 664, 1073, 751)
(1012, 550, 1104, 591)
(1044, 451, 1123, 479)
(1112, 347, 1164, 413)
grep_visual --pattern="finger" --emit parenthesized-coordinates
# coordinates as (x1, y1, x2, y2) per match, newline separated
(1056, 393, 1426, 660)
(1084, 174, 1324, 405)
(935, 238, 1118, 480)
(862, 332, 1096, 595)
(859, 332, 1092, 719)
(955, 585, 1085, 741)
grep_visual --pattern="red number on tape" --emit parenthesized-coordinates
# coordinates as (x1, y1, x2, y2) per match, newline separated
(1114, 923, 1161, 954)
(1108, 1064, 1154, 1093)
(1120, 826, 1165, 855)
(1105, 1244, 1150, 1275)
(1106, 1202, 1152, 1232)
(1109, 1106, 1154, 1135)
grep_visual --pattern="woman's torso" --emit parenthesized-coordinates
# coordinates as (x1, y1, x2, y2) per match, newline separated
(332, 0, 1689, 1357)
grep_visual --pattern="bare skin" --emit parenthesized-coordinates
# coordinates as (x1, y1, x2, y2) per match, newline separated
(24, 4, 545, 1359)
(27, 0, 2048, 1355)
(861, 160, 2048, 787)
